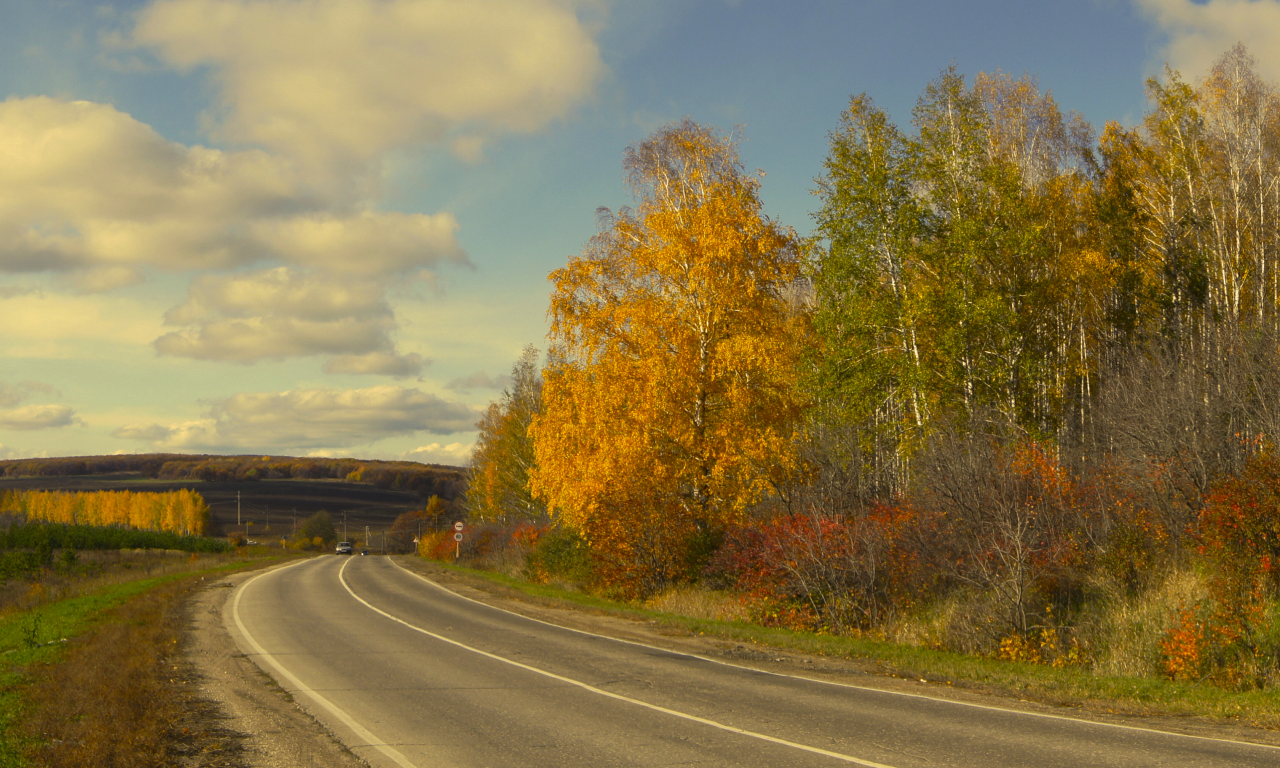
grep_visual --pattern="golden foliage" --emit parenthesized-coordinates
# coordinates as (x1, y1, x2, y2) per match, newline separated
(3, 489, 210, 535)
(530, 119, 808, 595)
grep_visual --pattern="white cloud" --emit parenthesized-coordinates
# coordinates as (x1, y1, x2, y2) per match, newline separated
(1136, 0, 1280, 81)
(0, 380, 77, 431)
(112, 384, 477, 451)
(0, 381, 60, 408)
(129, 0, 605, 168)
(0, 445, 44, 460)
(444, 371, 508, 391)
(0, 97, 468, 282)
(323, 351, 427, 377)
(155, 267, 418, 364)
(403, 441, 472, 466)
(0, 404, 76, 431)
(162, 267, 390, 324)
(253, 211, 465, 276)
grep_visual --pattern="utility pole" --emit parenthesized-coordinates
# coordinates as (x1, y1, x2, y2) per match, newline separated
(343, 511, 347, 541)
(265, 504, 269, 532)
(292, 508, 297, 537)
(237, 491, 241, 527)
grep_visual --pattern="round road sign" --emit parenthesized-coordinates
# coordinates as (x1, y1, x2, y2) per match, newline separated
(454, 521, 464, 532)
(453, 532, 463, 542)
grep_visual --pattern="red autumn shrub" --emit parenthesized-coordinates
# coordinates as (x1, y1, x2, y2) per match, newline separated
(705, 503, 922, 633)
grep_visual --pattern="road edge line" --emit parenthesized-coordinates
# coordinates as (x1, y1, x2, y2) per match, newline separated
(387, 556, 1280, 754)
(231, 558, 419, 768)
(344, 558, 898, 768)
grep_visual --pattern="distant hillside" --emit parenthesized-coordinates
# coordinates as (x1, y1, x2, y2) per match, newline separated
(0, 454, 467, 502)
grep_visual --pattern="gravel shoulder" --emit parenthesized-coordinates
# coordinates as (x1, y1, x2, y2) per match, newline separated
(184, 556, 1280, 766)
(184, 566, 368, 768)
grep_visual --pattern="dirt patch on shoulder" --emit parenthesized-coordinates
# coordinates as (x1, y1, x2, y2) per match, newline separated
(184, 570, 367, 768)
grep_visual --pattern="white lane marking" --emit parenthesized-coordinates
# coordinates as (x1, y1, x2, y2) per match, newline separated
(387, 558, 1280, 755)
(231, 559, 418, 768)
(341, 558, 897, 768)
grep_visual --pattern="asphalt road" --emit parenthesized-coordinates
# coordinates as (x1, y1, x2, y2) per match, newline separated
(226, 556, 1280, 768)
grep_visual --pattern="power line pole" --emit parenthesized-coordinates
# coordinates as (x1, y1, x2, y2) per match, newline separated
(237, 491, 241, 528)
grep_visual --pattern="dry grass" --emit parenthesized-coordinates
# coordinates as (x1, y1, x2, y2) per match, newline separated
(0, 551, 280, 767)
(645, 585, 751, 623)
(17, 576, 213, 767)
(0, 550, 231, 620)
(1088, 566, 1210, 678)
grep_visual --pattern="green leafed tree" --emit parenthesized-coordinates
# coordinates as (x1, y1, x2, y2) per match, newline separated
(812, 67, 1104, 478)
(298, 510, 337, 546)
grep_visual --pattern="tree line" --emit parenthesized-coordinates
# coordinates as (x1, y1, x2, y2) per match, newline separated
(1, 489, 211, 536)
(467, 45, 1280, 688)
(0, 453, 466, 502)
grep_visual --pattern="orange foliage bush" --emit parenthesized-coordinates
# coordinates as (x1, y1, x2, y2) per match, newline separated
(1155, 453, 1280, 688)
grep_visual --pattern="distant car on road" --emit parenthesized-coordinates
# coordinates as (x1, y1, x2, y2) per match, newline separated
(335, 541, 353, 555)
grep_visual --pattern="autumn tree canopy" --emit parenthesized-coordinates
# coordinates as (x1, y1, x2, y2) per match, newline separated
(529, 119, 809, 596)
(465, 346, 546, 523)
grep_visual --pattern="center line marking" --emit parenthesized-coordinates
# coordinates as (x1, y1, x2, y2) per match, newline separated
(339, 558, 899, 768)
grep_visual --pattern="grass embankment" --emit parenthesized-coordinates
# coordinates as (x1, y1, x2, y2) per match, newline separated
(0, 550, 286, 767)
(418, 560, 1280, 732)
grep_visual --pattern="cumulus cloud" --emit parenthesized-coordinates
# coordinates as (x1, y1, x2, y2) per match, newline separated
(128, 0, 605, 167)
(0, 97, 468, 282)
(0, 381, 60, 408)
(323, 351, 427, 377)
(0, 404, 76, 431)
(112, 384, 477, 451)
(403, 441, 472, 466)
(251, 211, 465, 276)
(154, 267, 422, 364)
(444, 371, 508, 392)
(0, 382, 76, 431)
(1136, 0, 1280, 81)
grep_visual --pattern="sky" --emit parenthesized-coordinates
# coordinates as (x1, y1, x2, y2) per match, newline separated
(0, 0, 1276, 466)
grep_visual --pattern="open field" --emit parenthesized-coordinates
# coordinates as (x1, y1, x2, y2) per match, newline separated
(0, 475, 431, 541)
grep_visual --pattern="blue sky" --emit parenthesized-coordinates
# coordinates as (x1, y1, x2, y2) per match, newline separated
(0, 0, 1274, 464)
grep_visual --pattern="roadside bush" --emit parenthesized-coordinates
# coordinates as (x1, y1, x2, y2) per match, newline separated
(706, 504, 924, 634)
(524, 525, 590, 587)
(0, 523, 230, 554)
(1154, 453, 1280, 688)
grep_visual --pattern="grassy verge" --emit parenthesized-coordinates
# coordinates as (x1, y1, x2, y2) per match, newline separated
(0, 551, 290, 767)
(412, 559, 1280, 731)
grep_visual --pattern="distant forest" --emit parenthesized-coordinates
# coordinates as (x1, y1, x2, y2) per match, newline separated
(0, 454, 466, 502)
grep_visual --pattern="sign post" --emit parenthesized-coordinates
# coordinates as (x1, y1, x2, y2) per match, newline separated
(453, 522, 464, 560)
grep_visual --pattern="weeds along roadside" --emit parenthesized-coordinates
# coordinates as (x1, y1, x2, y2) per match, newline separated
(0, 548, 290, 768)
(400, 555, 1280, 734)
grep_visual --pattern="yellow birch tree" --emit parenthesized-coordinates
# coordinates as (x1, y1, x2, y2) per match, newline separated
(529, 119, 808, 596)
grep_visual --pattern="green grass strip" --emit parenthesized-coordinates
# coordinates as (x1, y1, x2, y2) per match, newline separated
(0, 556, 284, 767)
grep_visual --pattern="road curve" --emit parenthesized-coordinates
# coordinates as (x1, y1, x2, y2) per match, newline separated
(225, 556, 1280, 768)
